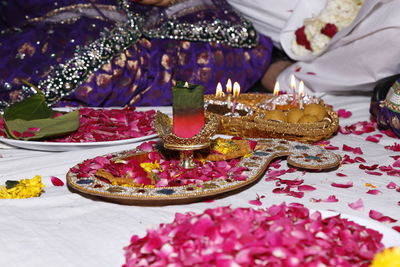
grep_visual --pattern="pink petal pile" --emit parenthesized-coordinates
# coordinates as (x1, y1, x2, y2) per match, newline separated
(70, 141, 248, 187)
(123, 203, 384, 267)
(50, 107, 155, 142)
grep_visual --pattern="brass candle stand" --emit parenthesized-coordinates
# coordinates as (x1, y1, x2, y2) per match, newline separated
(154, 111, 219, 169)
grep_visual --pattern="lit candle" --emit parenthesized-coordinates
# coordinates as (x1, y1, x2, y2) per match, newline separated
(215, 82, 225, 98)
(290, 75, 297, 107)
(231, 82, 241, 113)
(172, 81, 205, 138)
(272, 81, 280, 110)
(273, 81, 280, 96)
(226, 78, 232, 109)
(298, 80, 305, 109)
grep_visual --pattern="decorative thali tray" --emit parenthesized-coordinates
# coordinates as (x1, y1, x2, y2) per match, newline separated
(205, 94, 339, 143)
(66, 138, 341, 205)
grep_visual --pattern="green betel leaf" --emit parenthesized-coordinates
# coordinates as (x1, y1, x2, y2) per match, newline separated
(3, 93, 56, 121)
(4, 110, 80, 140)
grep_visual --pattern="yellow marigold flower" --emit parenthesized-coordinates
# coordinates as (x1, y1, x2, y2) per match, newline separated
(0, 175, 45, 199)
(370, 247, 400, 267)
(213, 138, 239, 155)
(365, 183, 376, 188)
(140, 161, 161, 173)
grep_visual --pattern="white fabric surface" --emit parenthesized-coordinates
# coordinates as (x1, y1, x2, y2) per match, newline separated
(0, 98, 400, 267)
(228, 0, 400, 93)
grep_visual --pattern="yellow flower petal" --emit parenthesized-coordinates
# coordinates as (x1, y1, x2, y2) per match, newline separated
(370, 247, 400, 267)
(140, 161, 161, 173)
(0, 175, 45, 199)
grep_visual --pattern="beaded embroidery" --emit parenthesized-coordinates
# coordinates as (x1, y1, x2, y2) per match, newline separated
(0, 0, 258, 109)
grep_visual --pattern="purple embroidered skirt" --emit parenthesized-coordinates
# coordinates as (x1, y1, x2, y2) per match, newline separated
(0, 0, 273, 108)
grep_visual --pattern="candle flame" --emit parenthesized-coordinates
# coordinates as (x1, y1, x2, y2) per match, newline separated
(184, 81, 189, 88)
(226, 79, 232, 94)
(290, 75, 296, 90)
(299, 80, 305, 97)
(233, 82, 240, 97)
(215, 82, 225, 97)
(273, 81, 280, 96)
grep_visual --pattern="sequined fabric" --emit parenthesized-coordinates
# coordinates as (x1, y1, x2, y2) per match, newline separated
(0, 0, 272, 108)
(371, 78, 400, 137)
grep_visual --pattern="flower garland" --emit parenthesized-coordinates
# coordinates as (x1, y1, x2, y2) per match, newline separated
(0, 176, 45, 199)
(292, 0, 363, 56)
(123, 203, 384, 266)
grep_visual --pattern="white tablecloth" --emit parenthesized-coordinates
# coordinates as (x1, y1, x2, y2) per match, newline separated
(0, 97, 399, 267)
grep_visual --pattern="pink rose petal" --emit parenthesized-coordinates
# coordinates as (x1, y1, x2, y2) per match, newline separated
(50, 176, 64, 186)
(342, 144, 363, 155)
(21, 131, 35, 138)
(387, 182, 398, 189)
(354, 157, 366, 163)
(11, 130, 22, 138)
(287, 191, 304, 198)
(393, 159, 400, 168)
(331, 182, 353, 188)
(324, 195, 339, 202)
(393, 226, 400, 233)
(365, 171, 383, 176)
(391, 155, 400, 160)
(365, 134, 383, 143)
(27, 127, 40, 132)
(385, 143, 400, 152)
(366, 189, 382, 195)
(348, 198, 364, 211)
(369, 210, 397, 223)
(249, 194, 264, 206)
(297, 185, 316, 192)
(359, 164, 378, 170)
(336, 173, 347, 177)
(337, 109, 352, 118)
(324, 145, 339, 150)
(379, 165, 394, 172)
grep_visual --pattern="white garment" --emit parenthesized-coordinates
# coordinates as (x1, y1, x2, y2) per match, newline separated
(228, 0, 400, 94)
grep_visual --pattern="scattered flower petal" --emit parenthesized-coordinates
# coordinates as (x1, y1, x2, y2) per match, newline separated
(387, 182, 398, 190)
(369, 210, 397, 224)
(50, 176, 64, 186)
(366, 189, 382, 195)
(337, 109, 352, 118)
(297, 185, 316, 192)
(348, 198, 364, 211)
(393, 159, 400, 168)
(331, 182, 353, 188)
(365, 134, 383, 143)
(248, 194, 263, 206)
(359, 164, 378, 170)
(365, 171, 383, 176)
(342, 145, 363, 155)
(385, 143, 400, 152)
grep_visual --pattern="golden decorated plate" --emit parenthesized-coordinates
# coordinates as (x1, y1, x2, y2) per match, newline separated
(66, 138, 340, 205)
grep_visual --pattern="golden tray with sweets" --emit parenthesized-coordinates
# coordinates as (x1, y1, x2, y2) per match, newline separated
(204, 93, 339, 143)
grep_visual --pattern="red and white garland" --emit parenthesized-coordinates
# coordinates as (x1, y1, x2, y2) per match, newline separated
(292, 0, 363, 56)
